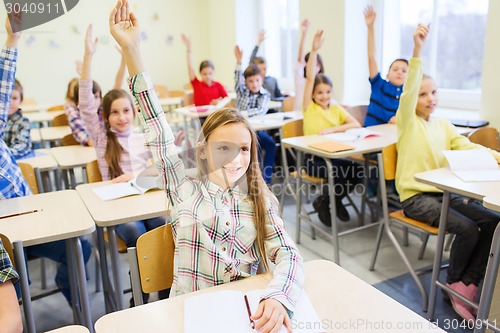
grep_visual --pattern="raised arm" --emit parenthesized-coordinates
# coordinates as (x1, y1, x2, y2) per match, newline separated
(181, 34, 196, 82)
(249, 30, 265, 64)
(0, 16, 20, 137)
(297, 19, 310, 63)
(234, 45, 245, 93)
(303, 30, 323, 112)
(113, 46, 127, 89)
(364, 5, 378, 79)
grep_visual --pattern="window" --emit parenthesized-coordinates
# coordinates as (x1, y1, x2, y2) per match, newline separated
(398, 0, 489, 108)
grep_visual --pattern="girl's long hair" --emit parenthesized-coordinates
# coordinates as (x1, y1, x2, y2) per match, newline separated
(196, 108, 273, 271)
(102, 89, 134, 179)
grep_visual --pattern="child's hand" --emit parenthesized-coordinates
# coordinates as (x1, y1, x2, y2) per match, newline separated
(251, 299, 292, 333)
(111, 173, 134, 183)
(181, 33, 191, 51)
(84, 24, 98, 56)
(319, 127, 336, 135)
(364, 5, 376, 27)
(257, 30, 266, 46)
(5, 14, 21, 46)
(312, 30, 324, 52)
(301, 19, 310, 34)
(388, 116, 396, 124)
(413, 24, 430, 51)
(109, 0, 140, 50)
(234, 45, 243, 63)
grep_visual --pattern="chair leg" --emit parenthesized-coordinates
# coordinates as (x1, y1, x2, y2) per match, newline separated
(418, 234, 430, 260)
(369, 222, 385, 271)
(40, 258, 47, 290)
(403, 226, 409, 246)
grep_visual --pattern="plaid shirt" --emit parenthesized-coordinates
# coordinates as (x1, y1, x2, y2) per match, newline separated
(130, 72, 303, 313)
(234, 65, 270, 117)
(65, 102, 90, 146)
(4, 109, 31, 158)
(0, 46, 31, 199)
(0, 238, 18, 284)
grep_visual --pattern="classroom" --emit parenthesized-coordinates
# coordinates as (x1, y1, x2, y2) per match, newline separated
(1, 0, 500, 332)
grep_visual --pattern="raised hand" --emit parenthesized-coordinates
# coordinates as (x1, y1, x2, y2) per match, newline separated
(300, 19, 310, 34)
(5, 14, 21, 47)
(312, 30, 324, 52)
(413, 23, 430, 58)
(181, 33, 191, 51)
(109, 0, 140, 50)
(364, 5, 376, 27)
(234, 45, 243, 64)
(85, 24, 98, 55)
(257, 30, 266, 46)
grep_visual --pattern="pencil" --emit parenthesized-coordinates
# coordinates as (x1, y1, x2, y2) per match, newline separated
(244, 294, 255, 329)
(0, 209, 42, 220)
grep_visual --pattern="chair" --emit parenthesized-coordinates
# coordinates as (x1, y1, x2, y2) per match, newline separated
(282, 96, 295, 112)
(153, 84, 169, 98)
(182, 92, 193, 107)
(167, 90, 185, 98)
(369, 143, 441, 311)
(128, 223, 174, 306)
(61, 134, 79, 146)
(52, 113, 69, 127)
(347, 105, 368, 125)
(85, 160, 128, 254)
(47, 104, 65, 112)
(17, 162, 43, 195)
(468, 126, 500, 151)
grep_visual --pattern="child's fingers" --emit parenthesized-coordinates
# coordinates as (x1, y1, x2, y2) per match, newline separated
(251, 300, 265, 321)
(130, 11, 139, 28)
(115, 0, 122, 22)
(123, 0, 129, 22)
(283, 313, 292, 333)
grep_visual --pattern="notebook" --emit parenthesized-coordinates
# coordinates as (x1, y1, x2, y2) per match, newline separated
(442, 149, 500, 182)
(325, 128, 380, 142)
(308, 140, 355, 153)
(184, 289, 324, 333)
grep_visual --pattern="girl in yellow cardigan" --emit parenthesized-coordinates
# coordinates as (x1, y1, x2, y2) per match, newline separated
(396, 24, 500, 321)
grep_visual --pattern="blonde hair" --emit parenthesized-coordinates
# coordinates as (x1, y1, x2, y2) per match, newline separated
(196, 108, 273, 271)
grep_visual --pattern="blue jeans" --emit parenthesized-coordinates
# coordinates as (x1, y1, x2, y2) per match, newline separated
(115, 217, 166, 248)
(257, 131, 276, 184)
(24, 238, 92, 305)
(402, 193, 500, 286)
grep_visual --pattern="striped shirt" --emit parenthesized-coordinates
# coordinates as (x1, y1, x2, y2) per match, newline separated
(234, 65, 270, 117)
(0, 238, 18, 284)
(78, 80, 150, 180)
(130, 72, 304, 313)
(65, 102, 90, 146)
(0, 46, 31, 199)
(365, 73, 403, 126)
(4, 109, 31, 158)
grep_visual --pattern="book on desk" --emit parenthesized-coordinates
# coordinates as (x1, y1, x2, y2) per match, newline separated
(308, 140, 355, 153)
(442, 149, 500, 182)
(184, 289, 323, 333)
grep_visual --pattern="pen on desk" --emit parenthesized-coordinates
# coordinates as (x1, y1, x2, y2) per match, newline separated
(244, 294, 255, 329)
(0, 209, 42, 220)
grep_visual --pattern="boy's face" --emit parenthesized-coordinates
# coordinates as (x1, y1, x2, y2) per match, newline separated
(245, 74, 262, 94)
(9, 89, 22, 115)
(386, 60, 408, 87)
(416, 77, 438, 120)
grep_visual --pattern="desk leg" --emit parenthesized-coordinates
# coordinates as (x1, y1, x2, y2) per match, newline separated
(428, 191, 450, 320)
(324, 159, 340, 265)
(107, 226, 125, 310)
(295, 150, 303, 245)
(62, 169, 70, 189)
(474, 223, 500, 333)
(69, 169, 77, 189)
(13, 241, 36, 333)
(96, 227, 117, 313)
(70, 238, 94, 333)
(54, 169, 63, 191)
(66, 240, 82, 325)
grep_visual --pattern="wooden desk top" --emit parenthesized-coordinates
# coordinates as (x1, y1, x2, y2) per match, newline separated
(30, 128, 41, 143)
(415, 168, 500, 200)
(20, 103, 56, 113)
(249, 111, 303, 131)
(25, 110, 64, 123)
(40, 126, 72, 141)
(0, 190, 95, 246)
(45, 325, 90, 333)
(483, 196, 500, 212)
(281, 124, 397, 159)
(16, 149, 58, 171)
(75, 181, 168, 227)
(49, 146, 96, 169)
(94, 260, 442, 333)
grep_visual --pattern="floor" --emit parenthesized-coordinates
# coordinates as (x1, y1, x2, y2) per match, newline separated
(26, 187, 451, 332)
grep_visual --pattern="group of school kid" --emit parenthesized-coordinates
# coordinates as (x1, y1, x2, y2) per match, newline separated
(1, 2, 499, 332)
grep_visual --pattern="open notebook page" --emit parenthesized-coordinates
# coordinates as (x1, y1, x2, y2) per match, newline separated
(442, 150, 500, 182)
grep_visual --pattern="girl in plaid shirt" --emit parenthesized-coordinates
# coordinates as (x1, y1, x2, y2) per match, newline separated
(110, 1, 304, 332)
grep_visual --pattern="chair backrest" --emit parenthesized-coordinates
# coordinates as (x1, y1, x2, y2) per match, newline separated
(468, 126, 500, 151)
(85, 160, 102, 183)
(153, 84, 169, 98)
(47, 104, 65, 112)
(282, 119, 303, 139)
(182, 92, 193, 106)
(282, 96, 295, 112)
(347, 105, 368, 125)
(0, 233, 15, 268)
(17, 162, 39, 194)
(52, 114, 69, 127)
(61, 134, 79, 146)
(132, 224, 175, 294)
(168, 90, 185, 98)
(381, 143, 398, 181)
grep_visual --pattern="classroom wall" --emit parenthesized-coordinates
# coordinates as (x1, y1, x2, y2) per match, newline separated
(480, 0, 500, 128)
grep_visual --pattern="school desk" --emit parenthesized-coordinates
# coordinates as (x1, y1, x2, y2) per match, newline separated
(158, 97, 183, 111)
(20, 103, 56, 113)
(46, 325, 90, 333)
(25, 110, 65, 127)
(280, 124, 398, 264)
(248, 110, 303, 131)
(0, 190, 96, 333)
(94, 259, 444, 333)
(30, 127, 41, 145)
(17, 148, 62, 192)
(414, 169, 500, 325)
(50, 146, 96, 188)
(40, 126, 72, 147)
(75, 181, 168, 312)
